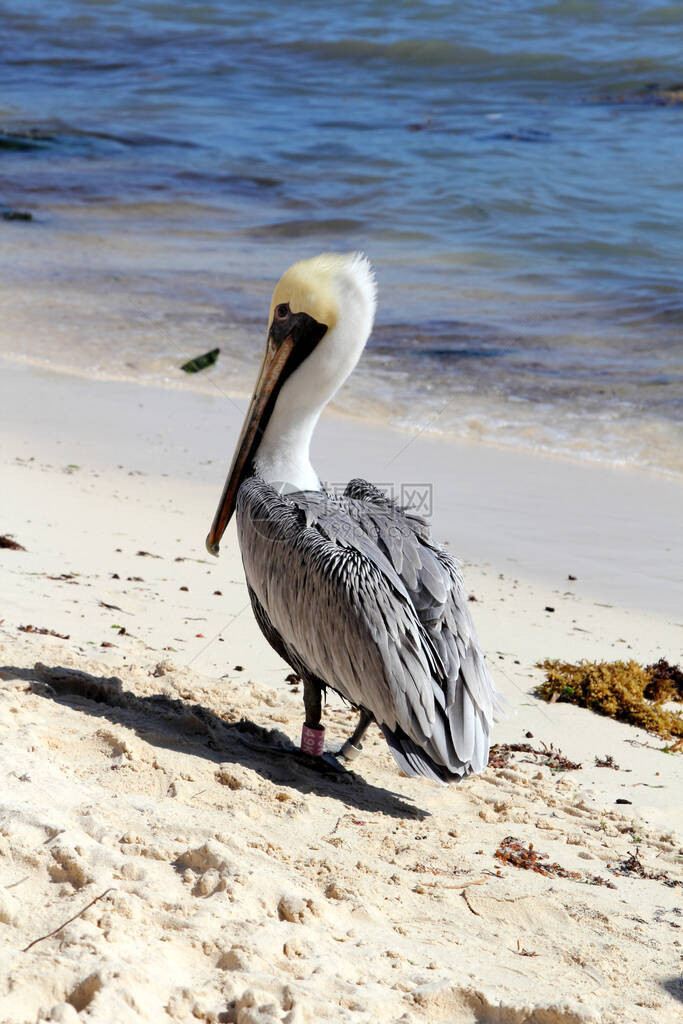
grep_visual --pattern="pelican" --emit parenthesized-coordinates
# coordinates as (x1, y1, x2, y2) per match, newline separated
(206, 253, 502, 783)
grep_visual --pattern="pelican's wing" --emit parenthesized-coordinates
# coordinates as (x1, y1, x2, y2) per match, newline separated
(237, 477, 501, 782)
(341, 478, 502, 727)
(329, 479, 503, 775)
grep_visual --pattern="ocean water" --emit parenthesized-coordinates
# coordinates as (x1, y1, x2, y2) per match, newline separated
(1, 0, 682, 474)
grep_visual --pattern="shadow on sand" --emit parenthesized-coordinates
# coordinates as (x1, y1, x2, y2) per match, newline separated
(1, 662, 426, 820)
(660, 976, 683, 1005)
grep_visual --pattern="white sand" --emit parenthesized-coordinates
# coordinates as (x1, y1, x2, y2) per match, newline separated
(1, 358, 681, 1024)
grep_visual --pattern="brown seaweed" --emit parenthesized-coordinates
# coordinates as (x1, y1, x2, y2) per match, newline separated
(18, 624, 69, 640)
(535, 659, 683, 741)
(494, 836, 581, 879)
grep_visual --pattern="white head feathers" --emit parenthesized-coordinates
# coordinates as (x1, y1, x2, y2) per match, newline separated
(255, 252, 376, 491)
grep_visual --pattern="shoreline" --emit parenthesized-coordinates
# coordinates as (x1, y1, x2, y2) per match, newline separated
(3, 355, 682, 617)
(0, 322, 681, 481)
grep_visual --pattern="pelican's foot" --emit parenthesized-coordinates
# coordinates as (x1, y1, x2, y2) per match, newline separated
(338, 739, 363, 762)
(294, 744, 350, 777)
(320, 750, 349, 773)
(337, 709, 373, 763)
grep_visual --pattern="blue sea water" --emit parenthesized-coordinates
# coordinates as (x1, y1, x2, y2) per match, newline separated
(1, 0, 682, 472)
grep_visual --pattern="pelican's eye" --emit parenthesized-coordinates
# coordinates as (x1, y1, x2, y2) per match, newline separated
(274, 302, 290, 321)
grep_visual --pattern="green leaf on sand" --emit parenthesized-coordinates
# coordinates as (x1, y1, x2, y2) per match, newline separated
(181, 348, 220, 373)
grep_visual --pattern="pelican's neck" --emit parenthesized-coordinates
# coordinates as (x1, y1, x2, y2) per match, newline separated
(251, 252, 376, 494)
(253, 396, 322, 493)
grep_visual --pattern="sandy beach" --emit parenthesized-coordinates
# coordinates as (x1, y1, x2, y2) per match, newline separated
(1, 356, 682, 1024)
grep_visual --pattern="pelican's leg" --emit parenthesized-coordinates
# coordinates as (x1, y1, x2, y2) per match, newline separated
(303, 677, 322, 729)
(339, 709, 373, 763)
(300, 677, 326, 757)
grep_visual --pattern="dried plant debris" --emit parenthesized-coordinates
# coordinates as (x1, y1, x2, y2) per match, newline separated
(611, 850, 682, 889)
(654, 907, 682, 929)
(489, 741, 581, 772)
(514, 940, 538, 957)
(493, 840, 616, 888)
(18, 624, 69, 639)
(535, 659, 683, 742)
(494, 836, 581, 879)
(487, 746, 510, 769)
(0, 534, 25, 550)
(595, 754, 620, 769)
(586, 875, 617, 890)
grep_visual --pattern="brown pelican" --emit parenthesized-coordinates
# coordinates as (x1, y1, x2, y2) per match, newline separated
(206, 253, 502, 783)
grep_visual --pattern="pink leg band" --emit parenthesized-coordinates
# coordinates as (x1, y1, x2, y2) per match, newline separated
(301, 724, 325, 756)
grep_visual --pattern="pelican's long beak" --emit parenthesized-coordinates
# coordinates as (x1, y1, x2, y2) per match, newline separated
(206, 331, 295, 556)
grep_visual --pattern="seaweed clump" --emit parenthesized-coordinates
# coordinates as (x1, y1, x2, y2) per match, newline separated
(535, 659, 683, 744)
(611, 850, 681, 889)
(494, 837, 580, 879)
(489, 741, 581, 772)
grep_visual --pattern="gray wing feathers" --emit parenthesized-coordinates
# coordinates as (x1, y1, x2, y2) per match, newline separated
(237, 476, 501, 781)
(339, 479, 502, 726)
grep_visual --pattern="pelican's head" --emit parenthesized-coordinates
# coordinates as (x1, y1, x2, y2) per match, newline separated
(207, 252, 376, 555)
